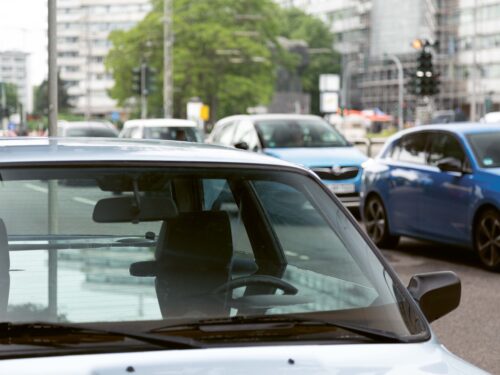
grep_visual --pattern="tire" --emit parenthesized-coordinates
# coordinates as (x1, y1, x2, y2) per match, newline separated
(474, 208, 500, 271)
(363, 195, 400, 248)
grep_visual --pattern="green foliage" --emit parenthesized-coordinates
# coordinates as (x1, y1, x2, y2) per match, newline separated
(33, 74, 72, 115)
(0, 83, 19, 115)
(107, 0, 281, 120)
(106, 0, 338, 118)
(278, 7, 340, 114)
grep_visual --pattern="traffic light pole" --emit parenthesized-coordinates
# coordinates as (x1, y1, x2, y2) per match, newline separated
(385, 54, 404, 131)
(163, 0, 173, 118)
(140, 63, 147, 119)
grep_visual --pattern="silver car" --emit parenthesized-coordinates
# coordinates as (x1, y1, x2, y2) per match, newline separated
(0, 138, 485, 374)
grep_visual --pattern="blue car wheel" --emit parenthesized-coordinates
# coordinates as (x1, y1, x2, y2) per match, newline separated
(475, 208, 500, 271)
(364, 195, 400, 249)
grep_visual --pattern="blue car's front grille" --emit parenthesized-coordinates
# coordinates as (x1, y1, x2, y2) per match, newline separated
(311, 166, 360, 181)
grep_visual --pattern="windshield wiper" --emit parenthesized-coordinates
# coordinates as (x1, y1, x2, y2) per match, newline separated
(0, 322, 202, 349)
(150, 315, 408, 344)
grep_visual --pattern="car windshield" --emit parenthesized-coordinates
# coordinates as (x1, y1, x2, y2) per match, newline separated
(0, 165, 426, 342)
(143, 127, 202, 142)
(255, 119, 349, 148)
(467, 131, 500, 168)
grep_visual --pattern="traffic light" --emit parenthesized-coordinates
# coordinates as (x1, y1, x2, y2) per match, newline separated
(144, 66, 157, 96)
(408, 44, 440, 96)
(132, 67, 142, 95)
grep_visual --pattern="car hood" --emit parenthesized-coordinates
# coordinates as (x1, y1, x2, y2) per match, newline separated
(0, 342, 486, 374)
(263, 146, 367, 167)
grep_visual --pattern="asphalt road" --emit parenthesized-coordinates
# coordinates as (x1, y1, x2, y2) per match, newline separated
(375, 235, 500, 373)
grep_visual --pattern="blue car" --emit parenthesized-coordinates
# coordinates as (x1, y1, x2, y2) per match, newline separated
(207, 114, 368, 210)
(361, 123, 500, 270)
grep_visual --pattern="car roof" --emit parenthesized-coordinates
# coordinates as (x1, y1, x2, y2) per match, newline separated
(216, 113, 324, 124)
(0, 138, 302, 168)
(395, 123, 500, 137)
(123, 119, 198, 128)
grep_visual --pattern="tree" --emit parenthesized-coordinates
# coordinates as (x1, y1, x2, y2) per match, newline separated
(277, 7, 340, 114)
(33, 74, 71, 115)
(106, 0, 282, 120)
(0, 83, 19, 116)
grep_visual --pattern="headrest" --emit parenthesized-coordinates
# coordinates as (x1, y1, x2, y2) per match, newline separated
(130, 211, 233, 277)
(157, 211, 233, 268)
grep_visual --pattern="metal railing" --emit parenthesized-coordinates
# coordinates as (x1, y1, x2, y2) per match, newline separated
(351, 137, 387, 157)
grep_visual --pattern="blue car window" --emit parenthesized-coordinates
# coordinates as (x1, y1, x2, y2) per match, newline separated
(428, 133, 466, 167)
(396, 133, 429, 165)
(467, 131, 500, 168)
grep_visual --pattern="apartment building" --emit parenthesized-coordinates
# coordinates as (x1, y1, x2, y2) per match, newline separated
(0, 50, 30, 112)
(57, 0, 151, 117)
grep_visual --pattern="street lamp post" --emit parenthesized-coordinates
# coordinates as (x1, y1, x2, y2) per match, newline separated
(385, 54, 404, 131)
(341, 59, 358, 113)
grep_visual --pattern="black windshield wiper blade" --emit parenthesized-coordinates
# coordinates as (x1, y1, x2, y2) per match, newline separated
(0, 322, 202, 349)
(151, 315, 407, 344)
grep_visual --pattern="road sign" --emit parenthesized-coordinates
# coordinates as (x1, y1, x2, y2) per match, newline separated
(320, 92, 339, 113)
(319, 74, 340, 92)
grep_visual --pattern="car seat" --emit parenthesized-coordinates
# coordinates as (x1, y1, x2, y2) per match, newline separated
(130, 211, 233, 319)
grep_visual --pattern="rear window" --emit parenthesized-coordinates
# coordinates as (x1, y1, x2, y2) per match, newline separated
(64, 127, 118, 137)
(144, 126, 202, 142)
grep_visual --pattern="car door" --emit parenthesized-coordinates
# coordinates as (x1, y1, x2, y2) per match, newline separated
(384, 131, 430, 235)
(418, 131, 474, 242)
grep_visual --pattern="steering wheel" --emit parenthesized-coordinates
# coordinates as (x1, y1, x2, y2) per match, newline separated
(213, 275, 298, 296)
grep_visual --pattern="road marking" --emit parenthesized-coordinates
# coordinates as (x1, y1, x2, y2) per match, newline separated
(285, 251, 298, 257)
(24, 183, 48, 194)
(299, 255, 310, 261)
(73, 197, 97, 206)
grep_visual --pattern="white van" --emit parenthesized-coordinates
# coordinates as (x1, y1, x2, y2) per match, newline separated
(120, 118, 204, 142)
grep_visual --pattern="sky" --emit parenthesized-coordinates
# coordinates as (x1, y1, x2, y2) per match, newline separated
(0, 0, 48, 86)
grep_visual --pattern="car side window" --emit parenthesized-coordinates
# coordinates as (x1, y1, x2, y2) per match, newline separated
(396, 133, 429, 165)
(428, 133, 466, 167)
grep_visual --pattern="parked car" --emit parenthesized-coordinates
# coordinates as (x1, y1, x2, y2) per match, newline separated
(480, 111, 500, 123)
(120, 118, 203, 142)
(361, 123, 500, 270)
(0, 138, 484, 373)
(57, 121, 119, 137)
(207, 114, 368, 210)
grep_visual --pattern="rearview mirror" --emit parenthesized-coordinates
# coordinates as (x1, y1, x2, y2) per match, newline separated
(407, 271, 461, 323)
(93, 196, 178, 223)
(436, 157, 463, 174)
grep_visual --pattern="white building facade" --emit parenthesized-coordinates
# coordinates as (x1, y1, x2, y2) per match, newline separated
(0, 51, 30, 113)
(57, 0, 151, 117)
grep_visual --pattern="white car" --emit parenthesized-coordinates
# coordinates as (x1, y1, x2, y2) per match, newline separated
(57, 121, 119, 137)
(120, 118, 203, 142)
(0, 138, 485, 374)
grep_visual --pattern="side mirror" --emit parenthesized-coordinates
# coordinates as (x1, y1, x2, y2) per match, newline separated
(234, 141, 249, 150)
(436, 157, 463, 174)
(407, 271, 460, 323)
